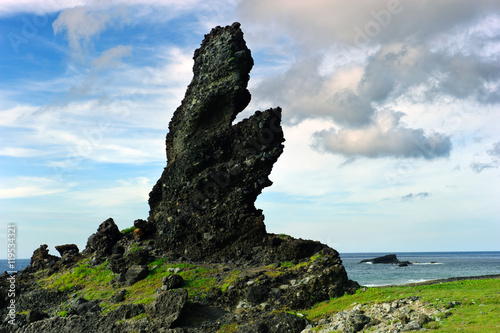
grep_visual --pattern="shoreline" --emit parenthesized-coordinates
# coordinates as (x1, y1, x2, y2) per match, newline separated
(374, 274, 500, 288)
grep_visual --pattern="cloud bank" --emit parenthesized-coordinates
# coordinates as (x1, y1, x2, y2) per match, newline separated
(240, 0, 500, 160)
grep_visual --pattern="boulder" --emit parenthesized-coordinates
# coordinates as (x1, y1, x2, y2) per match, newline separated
(246, 284, 269, 305)
(55, 244, 79, 257)
(345, 311, 371, 333)
(106, 303, 145, 321)
(110, 289, 127, 303)
(84, 218, 122, 256)
(26, 309, 49, 323)
(125, 265, 149, 285)
(68, 297, 100, 316)
(162, 274, 184, 290)
(148, 288, 188, 327)
(30, 244, 59, 271)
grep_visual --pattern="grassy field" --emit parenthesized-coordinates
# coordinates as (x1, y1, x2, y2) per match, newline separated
(302, 278, 500, 332)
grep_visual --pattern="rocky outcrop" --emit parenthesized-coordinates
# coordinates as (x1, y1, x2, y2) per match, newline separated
(148, 22, 286, 262)
(359, 254, 412, 266)
(29, 244, 59, 271)
(84, 218, 122, 258)
(54, 244, 79, 257)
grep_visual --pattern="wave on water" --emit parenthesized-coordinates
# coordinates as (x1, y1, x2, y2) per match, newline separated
(407, 279, 431, 284)
(412, 262, 444, 265)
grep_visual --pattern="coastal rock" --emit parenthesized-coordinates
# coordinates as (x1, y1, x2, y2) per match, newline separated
(68, 297, 101, 316)
(147, 22, 285, 262)
(359, 254, 412, 266)
(55, 244, 80, 265)
(162, 274, 184, 290)
(106, 303, 145, 322)
(84, 218, 122, 257)
(26, 310, 49, 324)
(148, 288, 188, 327)
(30, 244, 59, 271)
(54, 244, 79, 257)
(125, 265, 149, 285)
(133, 219, 156, 240)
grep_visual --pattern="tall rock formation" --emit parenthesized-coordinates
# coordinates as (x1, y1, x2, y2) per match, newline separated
(148, 23, 285, 261)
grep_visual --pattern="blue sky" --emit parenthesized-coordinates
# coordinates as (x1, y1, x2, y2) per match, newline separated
(1, 0, 499, 259)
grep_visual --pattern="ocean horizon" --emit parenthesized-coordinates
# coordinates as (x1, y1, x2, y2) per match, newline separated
(2, 251, 499, 287)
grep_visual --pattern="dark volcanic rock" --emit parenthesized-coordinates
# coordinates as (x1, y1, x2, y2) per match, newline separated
(162, 274, 184, 290)
(55, 244, 79, 257)
(133, 218, 156, 239)
(359, 254, 412, 266)
(26, 310, 49, 324)
(125, 264, 148, 285)
(84, 218, 122, 257)
(68, 297, 101, 316)
(148, 22, 285, 261)
(246, 284, 269, 305)
(30, 244, 59, 271)
(148, 288, 188, 327)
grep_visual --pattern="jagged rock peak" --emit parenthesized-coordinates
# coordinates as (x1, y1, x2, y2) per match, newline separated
(166, 22, 253, 163)
(148, 23, 286, 261)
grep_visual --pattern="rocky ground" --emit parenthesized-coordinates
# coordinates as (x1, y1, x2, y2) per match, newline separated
(301, 297, 449, 333)
(0, 218, 359, 333)
(0, 226, 464, 332)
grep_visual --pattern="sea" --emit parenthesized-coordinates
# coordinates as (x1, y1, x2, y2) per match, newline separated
(1, 252, 499, 287)
(340, 251, 500, 286)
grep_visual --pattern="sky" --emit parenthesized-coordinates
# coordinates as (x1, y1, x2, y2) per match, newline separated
(1, 0, 499, 259)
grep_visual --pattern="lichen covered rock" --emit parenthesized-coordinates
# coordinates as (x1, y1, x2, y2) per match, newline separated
(148, 22, 285, 261)
(84, 218, 122, 257)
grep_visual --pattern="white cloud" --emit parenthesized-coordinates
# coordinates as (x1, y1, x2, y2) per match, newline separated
(0, 147, 42, 157)
(0, 0, 86, 16)
(92, 45, 132, 70)
(314, 110, 452, 159)
(0, 177, 66, 199)
(488, 141, 500, 158)
(239, 0, 500, 47)
(240, 0, 500, 160)
(52, 6, 130, 58)
(0, 0, 203, 17)
(74, 177, 152, 207)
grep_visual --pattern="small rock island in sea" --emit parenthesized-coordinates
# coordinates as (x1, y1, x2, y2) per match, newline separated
(359, 254, 412, 267)
(0, 23, 359, 332)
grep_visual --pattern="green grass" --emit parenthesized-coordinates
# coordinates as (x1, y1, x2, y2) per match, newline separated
(39, 259, 116, 294)
(221, 270, 241, 292)
(217, 323, 239, 332)
(280, 261, 295, 268)
(127, 243, 143, 254)
(302, 278, 500, 332)
(121, 226, 135, 234)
